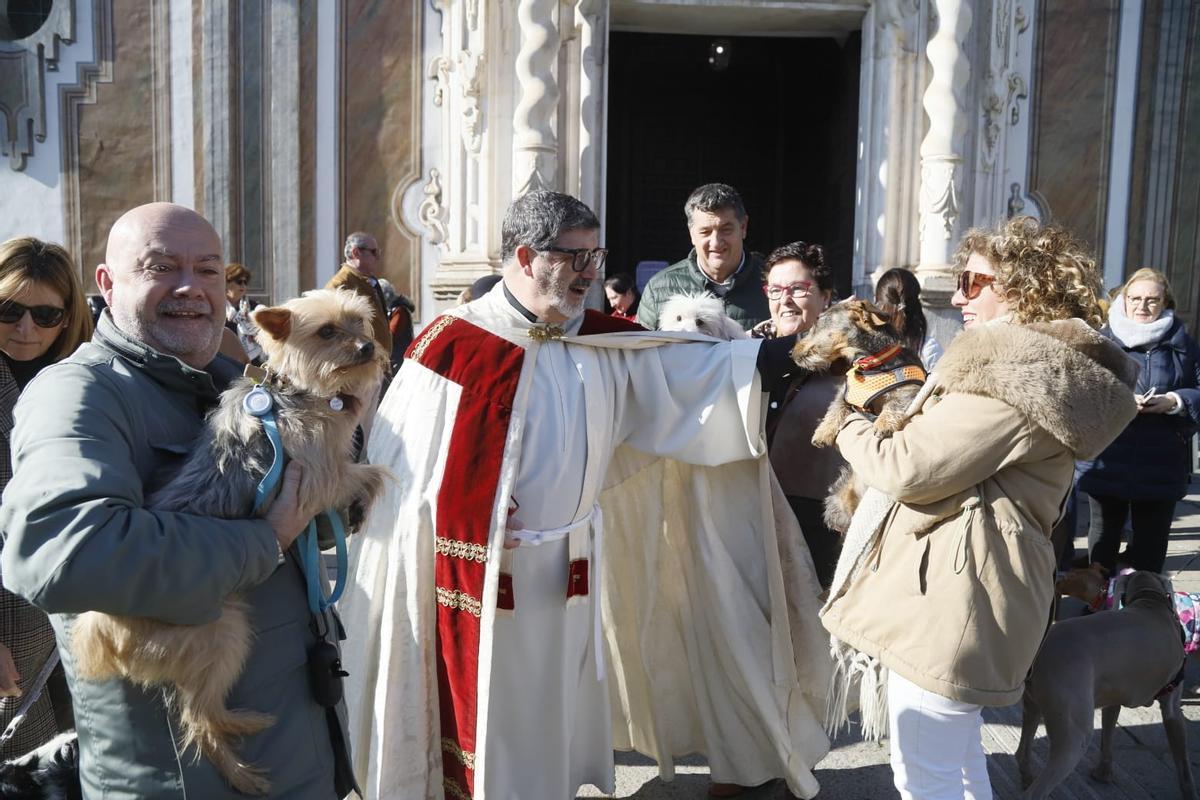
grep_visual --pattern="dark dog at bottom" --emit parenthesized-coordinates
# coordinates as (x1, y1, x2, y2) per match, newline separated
(1017, 570, 1194, 799)
(0, 731, 81, 800)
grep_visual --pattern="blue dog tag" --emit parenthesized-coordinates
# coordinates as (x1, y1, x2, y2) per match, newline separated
(243, 386, 274, 417)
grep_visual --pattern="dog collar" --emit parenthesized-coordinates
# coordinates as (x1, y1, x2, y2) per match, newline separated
(244, 364, 349, 413)
(844, 345, 927, 412)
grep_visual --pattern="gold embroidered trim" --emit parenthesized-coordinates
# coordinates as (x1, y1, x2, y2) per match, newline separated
(527, 324, 565, 342)
(436, 537, 488, 563)
(436, 586, 483, 617)
(443, 776, 471, 800)
(441, 738, 477, 771)
(409, 315, 457, 362)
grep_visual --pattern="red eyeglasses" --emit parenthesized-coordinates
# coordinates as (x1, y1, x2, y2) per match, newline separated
(957, 270, 997, 300)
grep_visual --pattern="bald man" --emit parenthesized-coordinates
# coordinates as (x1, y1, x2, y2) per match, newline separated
(0, 203, 357, 798)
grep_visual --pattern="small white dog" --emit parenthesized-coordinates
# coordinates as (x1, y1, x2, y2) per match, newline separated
(658, 292, 747, 340)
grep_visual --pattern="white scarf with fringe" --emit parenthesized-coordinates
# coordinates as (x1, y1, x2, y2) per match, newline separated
(821, 378, 939, 742)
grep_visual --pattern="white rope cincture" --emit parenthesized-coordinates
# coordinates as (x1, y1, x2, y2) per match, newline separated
(505, 503, 605, 682)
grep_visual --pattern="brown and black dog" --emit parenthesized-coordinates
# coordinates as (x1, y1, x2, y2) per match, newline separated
(790, 300, 927, 532)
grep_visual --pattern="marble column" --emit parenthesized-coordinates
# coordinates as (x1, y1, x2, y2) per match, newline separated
(916, 0, 972, 298)
(512, 0, 560, 196)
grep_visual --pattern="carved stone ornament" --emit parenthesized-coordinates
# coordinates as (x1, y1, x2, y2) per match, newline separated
(418, 167, 449, 246)
(428, 54, 451, 107)
(457, 49, 484, 154)
(0, 0, 75, 170)
(920, 155, 960, 241)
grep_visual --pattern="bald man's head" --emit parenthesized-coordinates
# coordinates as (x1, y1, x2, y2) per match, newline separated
(96, 203, 227, 369)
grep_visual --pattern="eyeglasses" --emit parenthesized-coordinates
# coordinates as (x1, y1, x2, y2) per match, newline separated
(231, 277, 250, 286)
(957, 270, 997, 300)
(358, 247, 380, 256)
(1126, 294, 1163, 308)
(764, 282, 814, 301)
(540, 247, 609, 273)
(0, 301, 66, 328)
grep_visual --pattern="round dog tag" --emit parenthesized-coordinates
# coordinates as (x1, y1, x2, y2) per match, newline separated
(243, 386, 274, 416)
(329, 396, 344, 412)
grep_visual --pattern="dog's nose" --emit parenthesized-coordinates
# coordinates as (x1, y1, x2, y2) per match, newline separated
(357, 340, 375, 357)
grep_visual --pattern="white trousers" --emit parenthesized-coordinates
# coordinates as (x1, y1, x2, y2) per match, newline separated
(887, 672, 993, 800)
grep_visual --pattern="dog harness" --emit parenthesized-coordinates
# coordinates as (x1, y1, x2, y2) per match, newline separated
(244, 383, 348, 616)
(843, 344, 927, 412)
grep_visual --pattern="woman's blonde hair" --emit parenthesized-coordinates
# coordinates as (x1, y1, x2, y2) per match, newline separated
(1117, 266, 1175, 310)
(0, 237, 93, 361)
(954, 216, 1106, 328)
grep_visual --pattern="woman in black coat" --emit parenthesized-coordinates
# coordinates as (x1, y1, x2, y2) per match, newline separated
(1078, 267, 1200, 572)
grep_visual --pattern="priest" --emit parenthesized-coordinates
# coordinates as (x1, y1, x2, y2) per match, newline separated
(340, 190, 832, 800)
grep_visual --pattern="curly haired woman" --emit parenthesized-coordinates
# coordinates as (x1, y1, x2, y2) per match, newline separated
(820, 217, 1138, 800)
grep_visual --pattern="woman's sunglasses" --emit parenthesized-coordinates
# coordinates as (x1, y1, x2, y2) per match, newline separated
(0, 301, 66, 328)
(957, 270, 997, 300)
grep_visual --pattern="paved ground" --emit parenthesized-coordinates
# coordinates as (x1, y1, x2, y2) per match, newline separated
(576, 480, 1200, 799)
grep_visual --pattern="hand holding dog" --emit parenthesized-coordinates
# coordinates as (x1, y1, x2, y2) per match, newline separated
(0, 642, 22, 697)
(266, 462, 315, 552)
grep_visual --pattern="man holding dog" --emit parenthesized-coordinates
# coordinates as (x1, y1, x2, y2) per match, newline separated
(0, 202, 356, 798)
(341, 190, 831, 799)
(636, 182, 770, 332)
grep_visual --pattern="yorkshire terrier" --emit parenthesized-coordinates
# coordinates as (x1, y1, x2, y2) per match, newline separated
(789, 300, 925, 532)
(658, 292, 748, 340)
(70, 289, 390, 795)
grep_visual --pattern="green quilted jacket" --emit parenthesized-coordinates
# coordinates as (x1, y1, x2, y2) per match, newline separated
(636, 249, 770, 332)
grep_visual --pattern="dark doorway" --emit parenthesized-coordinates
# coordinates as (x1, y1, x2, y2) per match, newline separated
(605, 31, 861, 297)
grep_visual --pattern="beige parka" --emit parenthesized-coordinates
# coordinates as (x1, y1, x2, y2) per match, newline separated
(820, 319, 1139, 706)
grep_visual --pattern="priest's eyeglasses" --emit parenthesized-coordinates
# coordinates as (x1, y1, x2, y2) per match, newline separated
(764, 282, 814, 301)
(540, 247, 609, 273)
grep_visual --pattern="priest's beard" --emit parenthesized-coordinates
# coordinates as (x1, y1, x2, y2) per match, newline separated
(535, 265, 590, 320)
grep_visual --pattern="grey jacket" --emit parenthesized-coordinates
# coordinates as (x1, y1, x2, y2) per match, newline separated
(636, 249, 769, 331)
(0, 313, 356, 799)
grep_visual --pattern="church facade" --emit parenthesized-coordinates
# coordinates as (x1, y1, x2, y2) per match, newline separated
(0, 0, 1196, 333)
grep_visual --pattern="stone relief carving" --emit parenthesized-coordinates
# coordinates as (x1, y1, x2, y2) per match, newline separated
(0, 1, 75, 170)
(418, 168, 449, 246)
(1007, 182, 1025, 218)
(457, 49, 484, 154)
(921, 156, 961, 240)
(428, 54, 452, 107)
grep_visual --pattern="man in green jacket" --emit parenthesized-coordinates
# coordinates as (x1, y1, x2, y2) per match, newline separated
(0, 202, 357, 799)
(636, 182, 770, 331)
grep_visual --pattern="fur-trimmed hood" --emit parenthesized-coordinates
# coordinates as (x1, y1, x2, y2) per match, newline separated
(934, 319, 1139, 459)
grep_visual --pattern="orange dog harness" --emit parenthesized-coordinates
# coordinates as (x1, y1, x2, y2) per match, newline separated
(844, 344, 927, 412)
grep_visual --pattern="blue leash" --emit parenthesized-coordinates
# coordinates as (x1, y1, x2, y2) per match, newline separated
(245, 386, 348, 615)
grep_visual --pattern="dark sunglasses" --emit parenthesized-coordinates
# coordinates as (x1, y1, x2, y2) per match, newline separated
(957, 270, 997, 300)
(231, 277, 250, 286)
(0, 301, 66, 328)
(539, 247, 609, 273)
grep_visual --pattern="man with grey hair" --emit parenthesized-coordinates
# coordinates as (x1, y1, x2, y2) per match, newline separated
(327, 231, 393, 360)
(342, 190, 831, 799)
(637, 182, 770, 331)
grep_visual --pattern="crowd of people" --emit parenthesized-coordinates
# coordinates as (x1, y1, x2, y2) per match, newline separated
(0, 180, 1189, 800)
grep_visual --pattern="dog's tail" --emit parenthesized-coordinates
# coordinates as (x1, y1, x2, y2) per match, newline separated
(174, 696, 275, 796)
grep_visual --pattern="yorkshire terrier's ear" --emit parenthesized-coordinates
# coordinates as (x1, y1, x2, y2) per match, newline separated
(252, 306, 292, 341)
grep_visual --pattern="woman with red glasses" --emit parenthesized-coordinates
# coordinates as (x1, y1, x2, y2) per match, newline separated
(0, 236, 92, 759)
(820, 217, 1138, 800)
(749, 241, 843, 591)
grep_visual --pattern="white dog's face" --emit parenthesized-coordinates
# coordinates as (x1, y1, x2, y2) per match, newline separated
(658, 293, 747, 340)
